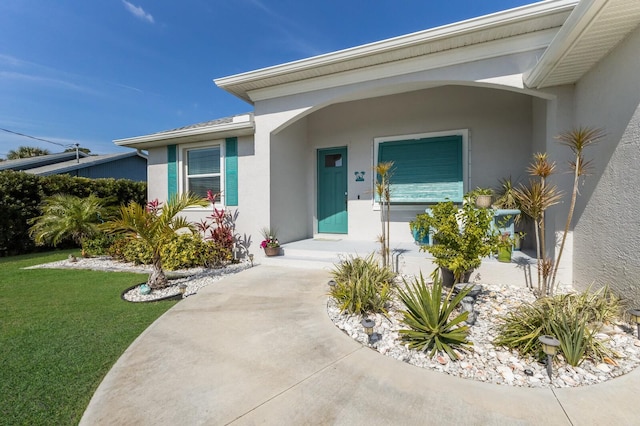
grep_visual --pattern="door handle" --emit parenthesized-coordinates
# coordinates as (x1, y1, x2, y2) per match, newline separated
(345, 192, 348, 209)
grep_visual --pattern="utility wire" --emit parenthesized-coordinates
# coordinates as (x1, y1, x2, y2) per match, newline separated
(1, 127, 66, 147)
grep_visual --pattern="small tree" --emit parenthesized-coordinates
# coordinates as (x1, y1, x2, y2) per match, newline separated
(105, 193, 208, 289)
(7, 146, 50, 160)
(28, 194, 106, 254)
(375, 162, 393, 268)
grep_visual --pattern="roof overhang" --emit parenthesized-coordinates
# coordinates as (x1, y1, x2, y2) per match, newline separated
(524, 0, 640, 88)
(114, 114, 254, 149)
(215, 0, 578, 103)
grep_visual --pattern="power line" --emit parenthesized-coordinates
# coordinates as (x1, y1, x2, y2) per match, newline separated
(0, 127, 67, 147)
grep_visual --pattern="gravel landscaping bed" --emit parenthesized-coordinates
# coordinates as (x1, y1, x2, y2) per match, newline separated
(28, 256, 251, 302)
(328, 281, 640, 388)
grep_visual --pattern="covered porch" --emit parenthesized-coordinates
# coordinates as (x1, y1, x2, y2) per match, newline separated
(261, 238, 536, 288)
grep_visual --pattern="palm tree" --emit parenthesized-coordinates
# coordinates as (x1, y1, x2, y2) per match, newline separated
(514, 153, 563, 297)
(105, 193, 208, 289)
(7, 146, 51, 160)
(550, 127, 604, 294)
(28, 194, 106, 253)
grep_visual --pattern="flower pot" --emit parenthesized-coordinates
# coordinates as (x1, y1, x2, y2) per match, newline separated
(440, 267, 472, 287)
(475, 195, 492, 208)
(497, 246, 512, 263)
(264, 246, 280, 257)
(513, 234, 522, 251)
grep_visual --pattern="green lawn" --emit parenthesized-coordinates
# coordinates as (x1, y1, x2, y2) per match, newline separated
(0, 250, 177, 425)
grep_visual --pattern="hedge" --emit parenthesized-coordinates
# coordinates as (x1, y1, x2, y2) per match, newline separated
(0, 171, 146, 256)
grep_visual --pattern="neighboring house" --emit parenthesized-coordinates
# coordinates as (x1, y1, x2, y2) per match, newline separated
(115, 0, 640, 302)
(0, 151, 147, 181)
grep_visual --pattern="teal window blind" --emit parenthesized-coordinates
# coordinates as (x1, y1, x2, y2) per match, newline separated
(377, 135, 463, 203)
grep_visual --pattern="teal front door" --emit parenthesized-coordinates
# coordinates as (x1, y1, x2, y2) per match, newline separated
(317, 147, 348, 234)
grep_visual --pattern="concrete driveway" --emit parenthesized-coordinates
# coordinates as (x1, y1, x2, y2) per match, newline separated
(80, 265, 639, 425)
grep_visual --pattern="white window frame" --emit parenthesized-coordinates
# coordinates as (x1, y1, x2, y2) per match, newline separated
(178, 140, 226, 209)
(372, 129, 469, 210)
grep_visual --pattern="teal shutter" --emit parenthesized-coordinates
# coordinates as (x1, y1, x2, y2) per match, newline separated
(225, 137, 238, 206)
(378, 135, 463, 203)
(167, 144, 177, 198)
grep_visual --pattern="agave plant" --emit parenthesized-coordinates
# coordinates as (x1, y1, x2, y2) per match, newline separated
(397, 273, 472, 360)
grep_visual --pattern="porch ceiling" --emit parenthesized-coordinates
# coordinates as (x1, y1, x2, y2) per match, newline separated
(525, 0, 640, 88)
(215, 0, 576, 103)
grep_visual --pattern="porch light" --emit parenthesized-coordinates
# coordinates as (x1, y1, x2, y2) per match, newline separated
(361, 318, 375, 343)
(628, 309, 640, 339)
(538, 335, 560, 380)
(179, 284, 187, 298)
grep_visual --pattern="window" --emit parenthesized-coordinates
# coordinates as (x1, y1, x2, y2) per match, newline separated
(185, 146, 221, 199)
(375, 131, 467, 204)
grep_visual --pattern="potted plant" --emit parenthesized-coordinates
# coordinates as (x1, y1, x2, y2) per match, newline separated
(260, 227, 280, 256)
(513, 231, 526, 251)
(497, 232, 514, 262)
(411, 200, 497, 286)
(470, 187, 493, 208)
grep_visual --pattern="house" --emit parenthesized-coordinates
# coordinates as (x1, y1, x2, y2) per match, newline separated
(115, 0, 640, 303)
(0, 151, 148, 181)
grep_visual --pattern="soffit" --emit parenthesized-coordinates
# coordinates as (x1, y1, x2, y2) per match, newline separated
(525, 0, 640, 88)
(215, 0, 577, 103)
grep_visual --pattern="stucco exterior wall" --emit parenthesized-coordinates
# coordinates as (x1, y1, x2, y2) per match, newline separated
(572, 25, 640, 302)
(147, 147, 168, 202)
(306, 84, 534, 242)
(270, 117, 312, 242)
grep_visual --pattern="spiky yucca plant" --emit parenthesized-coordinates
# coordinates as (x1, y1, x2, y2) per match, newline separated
(330, 253, 395, 315)
(397, 273, 472, 360)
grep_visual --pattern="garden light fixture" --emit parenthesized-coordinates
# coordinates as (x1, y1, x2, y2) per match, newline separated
(179, 284, 187, 298)
(538, 335, 560, 380)
(361, 318, 376, 343)
(248, 254, 254, 267)
(628, 309, 640, 339)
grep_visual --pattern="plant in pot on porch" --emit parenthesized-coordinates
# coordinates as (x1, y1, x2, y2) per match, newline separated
(260, 227, 280, 256)
(496, 232, 514, 263)
(410, 200, 497, 286)
(470, 187, 493, 209)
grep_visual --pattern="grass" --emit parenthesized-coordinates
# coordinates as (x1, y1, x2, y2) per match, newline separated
(0, 250, 177, 425)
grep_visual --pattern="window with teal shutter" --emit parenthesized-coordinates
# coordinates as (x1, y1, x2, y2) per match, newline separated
(225, 137, 238, 206)
(377, 135, 463, 203)
(167, 144, 177, 198)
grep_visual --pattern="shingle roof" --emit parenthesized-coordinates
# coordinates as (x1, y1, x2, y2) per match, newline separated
(0, 151, 91, 171)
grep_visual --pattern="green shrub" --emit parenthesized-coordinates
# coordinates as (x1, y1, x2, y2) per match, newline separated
(494, 286, 620, 363)
(330, 254, 395, 315)
(106, 233, 233, 270)
(397, 273, 472, 360)
(0, 171, 145, 257)
(82, 232, 117, 257)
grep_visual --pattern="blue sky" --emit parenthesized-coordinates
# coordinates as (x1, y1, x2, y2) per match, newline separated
(0, 0, 535, 157)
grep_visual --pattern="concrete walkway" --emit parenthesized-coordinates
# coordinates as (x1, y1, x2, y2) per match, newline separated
(81, 265, 639, 425)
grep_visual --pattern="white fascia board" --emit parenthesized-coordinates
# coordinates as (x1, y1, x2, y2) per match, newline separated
(114, 121, 255, 149)
(215, 0, 577, 95)
(248, 29, 558, 102)
(524, 0, 608, 88)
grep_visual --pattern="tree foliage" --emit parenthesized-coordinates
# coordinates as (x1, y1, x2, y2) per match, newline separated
(7, 146, 51, 159)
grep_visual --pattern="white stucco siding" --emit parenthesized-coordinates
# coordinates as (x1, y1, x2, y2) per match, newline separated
(147, 147, 168, 202)
(270, 118, 312, 243)
(572, 25, 640, 302)
(306, 85, 534, 243)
